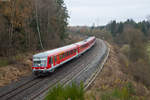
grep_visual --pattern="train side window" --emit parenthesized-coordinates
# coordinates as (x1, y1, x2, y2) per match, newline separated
(66, 52, 68, 56)
(55, 56, 57, 62)
(65, 52, 67, 57)
(49, 57, 51, 64)
(51, 57, 53, 64)
(67, 52, 69, 56)
(70, 51, 72, 55)
(64, 53, 66, 57)
(68, 51, 70, 55)
(59, 55, 61, 60)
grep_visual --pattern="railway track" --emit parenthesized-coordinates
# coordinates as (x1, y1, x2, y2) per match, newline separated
(0, 39, 107, 100)
(30, 43, 100, 100)
(25, 43, 99, 100)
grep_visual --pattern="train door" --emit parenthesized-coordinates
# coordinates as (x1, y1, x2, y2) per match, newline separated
(53, 56, 57, 67)
(48, 57, 51, 68)
(48, 57, 54, 68)
(50, 57, 54, 68)
(53, 55, 60, 66)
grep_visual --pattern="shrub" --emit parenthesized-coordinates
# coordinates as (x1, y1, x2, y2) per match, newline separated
(0, 58, 9, 67)
(146, 41, 150, 60)
(120, 44, 130, 56)
(101, 83, 137, 100)
(45, 83, 84, 100)
(119, 53, 129, 67)
(129, 59, 150, 87)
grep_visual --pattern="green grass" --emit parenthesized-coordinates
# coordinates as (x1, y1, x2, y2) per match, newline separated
(0, 58, 9, 67)
(101, 83, 138, 100)
(45, 83, 84, 100)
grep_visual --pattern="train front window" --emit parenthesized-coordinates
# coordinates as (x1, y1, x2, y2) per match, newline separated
(33, 57, 47, 67)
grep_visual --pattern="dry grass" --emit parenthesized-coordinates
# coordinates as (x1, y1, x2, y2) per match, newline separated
(85, 43, 150, 100)
(0, 53, 32, 87)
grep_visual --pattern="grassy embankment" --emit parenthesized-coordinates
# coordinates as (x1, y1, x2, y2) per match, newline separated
(147, 41, 150, 60)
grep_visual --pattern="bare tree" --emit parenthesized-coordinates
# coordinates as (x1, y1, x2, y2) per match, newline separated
(146, 15, 150, 23)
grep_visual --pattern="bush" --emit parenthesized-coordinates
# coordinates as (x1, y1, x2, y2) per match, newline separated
(0, 58, 9, 67)
(119, 53, 129, 67)
(120, 45, 130, 56)
(129, 59, 150, 87)
(45, 83, 84, 100)
(146, 41, 150, 60)
(101, 83, 137, 100)
(119, 52, 150, 87)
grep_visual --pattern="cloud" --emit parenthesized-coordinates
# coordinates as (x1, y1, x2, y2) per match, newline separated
(64, 0, 150, 26)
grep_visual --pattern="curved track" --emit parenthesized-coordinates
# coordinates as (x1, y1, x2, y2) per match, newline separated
(0, 39, 107, 100)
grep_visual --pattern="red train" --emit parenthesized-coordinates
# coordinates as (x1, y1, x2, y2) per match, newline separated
(32, 36, 96, 76)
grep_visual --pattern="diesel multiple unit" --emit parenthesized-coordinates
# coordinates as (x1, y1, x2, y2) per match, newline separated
(32, 36, 96, 76)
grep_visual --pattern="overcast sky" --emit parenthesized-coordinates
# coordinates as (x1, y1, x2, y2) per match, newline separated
(64, 0, 150, 26)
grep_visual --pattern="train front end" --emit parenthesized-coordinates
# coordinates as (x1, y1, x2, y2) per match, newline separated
(32, 55, 49, 75)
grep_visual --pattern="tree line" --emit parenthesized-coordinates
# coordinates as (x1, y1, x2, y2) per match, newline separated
(106, 19, 150, 40)
(0, 0, 68, 56)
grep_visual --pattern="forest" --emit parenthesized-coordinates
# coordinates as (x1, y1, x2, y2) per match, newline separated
(0, 0, 68, 57)
(68, 18, 150, 88)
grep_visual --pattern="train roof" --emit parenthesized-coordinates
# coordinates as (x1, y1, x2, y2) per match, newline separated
(75, 41, 86, 46)
(75, 36, 95, 46)
(33, 36, 95, 58)
(86, 36, 95, 41)
(33, 44, 77, 58)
